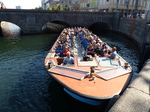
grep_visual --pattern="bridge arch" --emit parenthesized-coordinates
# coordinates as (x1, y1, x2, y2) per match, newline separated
(88, 22, 111, 32)
(41, 20, 71, 33)
(51, 20, 70, 27)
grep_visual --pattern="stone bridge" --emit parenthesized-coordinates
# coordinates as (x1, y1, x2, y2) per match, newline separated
(0, 9, 149, 64)
(0, 9, 118, 34)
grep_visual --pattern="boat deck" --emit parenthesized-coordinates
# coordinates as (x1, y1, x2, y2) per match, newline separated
(45, 56, 132, 99)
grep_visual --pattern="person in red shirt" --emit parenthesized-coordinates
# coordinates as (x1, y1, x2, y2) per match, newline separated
(63, 46, 69, 57)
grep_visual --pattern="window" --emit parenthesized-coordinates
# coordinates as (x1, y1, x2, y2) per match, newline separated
(100, 0, 102, 5)
(144, 1, 146, 7)
(114, 0, 116, 4)
(123, 0, 125, 5)
(118, 0, 120, 5)
(134, 0, 136, 6)
(140, 0, 143, 6)
(130, 0, 132, 5)
(103, 0, 106, 5)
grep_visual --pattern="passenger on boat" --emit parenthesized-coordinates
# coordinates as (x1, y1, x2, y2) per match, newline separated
(96, 38, 102, 44)
(78, 30, 84, 40)
(59, 35, 64, 43)
(62, 52, 74, 65)
(94, 43, 101, 56)
(62, 42, 69, 49)
(92, 40, 97, 49)
(100, 42, 109, 50)
(62, 46, 69, 57)
(93, 34, 98, 41)
(66, 34, 70, 42)
(88, 35, 94, 43)
(86, 43, 95, 57)
(69, 43, 78, 57)
(62, 32, 69, 43)
(100, 44, 106, 57)
(74, 27, 78, 35)
(70, 32, 76, 42)
(109, 47, 117, 59)
(56, 41, 62, 47)
(104, 49, 110, 57)
(55, 44, 63, 54)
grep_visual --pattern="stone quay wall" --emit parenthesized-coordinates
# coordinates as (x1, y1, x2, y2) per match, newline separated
(107, 59, 150, 112)
(116, 18, 150, 63)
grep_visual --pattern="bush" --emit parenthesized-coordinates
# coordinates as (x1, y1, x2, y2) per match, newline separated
(52, 6, 58, 11)
(47, 7, 51, 10)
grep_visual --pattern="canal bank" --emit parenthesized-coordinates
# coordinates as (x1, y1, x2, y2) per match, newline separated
(106, 59, 150, 112)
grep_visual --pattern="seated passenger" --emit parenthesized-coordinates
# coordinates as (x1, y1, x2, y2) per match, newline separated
(109, 47, 117, 59)
(55, 42, 63, 53)
(94, 43, 101, 56)
(59, 45, 68, 57)
(62, 46, 69, 56)
(70, 32, 76, 42)
(69, 43, 78, 57)
(100, 44, 106, 57)
(100, 42, 109, 50)
(92, 40, 97, 49)
(63, 52, 74, 65)
(86, 43, 94, 57)
(104, 49, 110, 57)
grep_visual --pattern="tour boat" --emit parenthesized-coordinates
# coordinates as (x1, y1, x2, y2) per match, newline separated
(44, 28, 132, 105)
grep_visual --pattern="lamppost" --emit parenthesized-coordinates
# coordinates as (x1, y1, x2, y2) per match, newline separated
(126, 0, 129, 16)
(115, 0, 119, 12)
(133, 0, 139, 18)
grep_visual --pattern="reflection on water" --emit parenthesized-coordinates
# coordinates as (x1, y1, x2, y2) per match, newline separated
(0, 32, 140, 112)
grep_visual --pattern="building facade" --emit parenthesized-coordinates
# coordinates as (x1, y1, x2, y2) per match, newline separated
(16, 6, 21, 9)
(97, 0, 147, 13)
(41, 0, 57, 9)
(58, 0, 81, 10)
(41, 0, 147, 13)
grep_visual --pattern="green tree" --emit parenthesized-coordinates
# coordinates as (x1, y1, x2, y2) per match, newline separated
(57, 5, 61, 11)
(46, 7, 51, 10)
(35, 6, 43, 10)
(52, 6, 58, 11)
(63, 5, 69, 11)
(58, 5, 63, 10)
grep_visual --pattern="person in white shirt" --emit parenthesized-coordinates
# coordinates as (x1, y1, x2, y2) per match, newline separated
(63, 52, 74, 65)
(69, 43, 78, 57)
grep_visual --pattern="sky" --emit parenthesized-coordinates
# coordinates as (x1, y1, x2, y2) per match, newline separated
(1, 0, 41, 9)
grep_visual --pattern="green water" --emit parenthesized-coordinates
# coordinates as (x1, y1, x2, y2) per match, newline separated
(0, 34, 57, 112)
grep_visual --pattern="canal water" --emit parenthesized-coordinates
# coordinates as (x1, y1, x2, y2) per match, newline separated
(0, 32, 140, 112)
